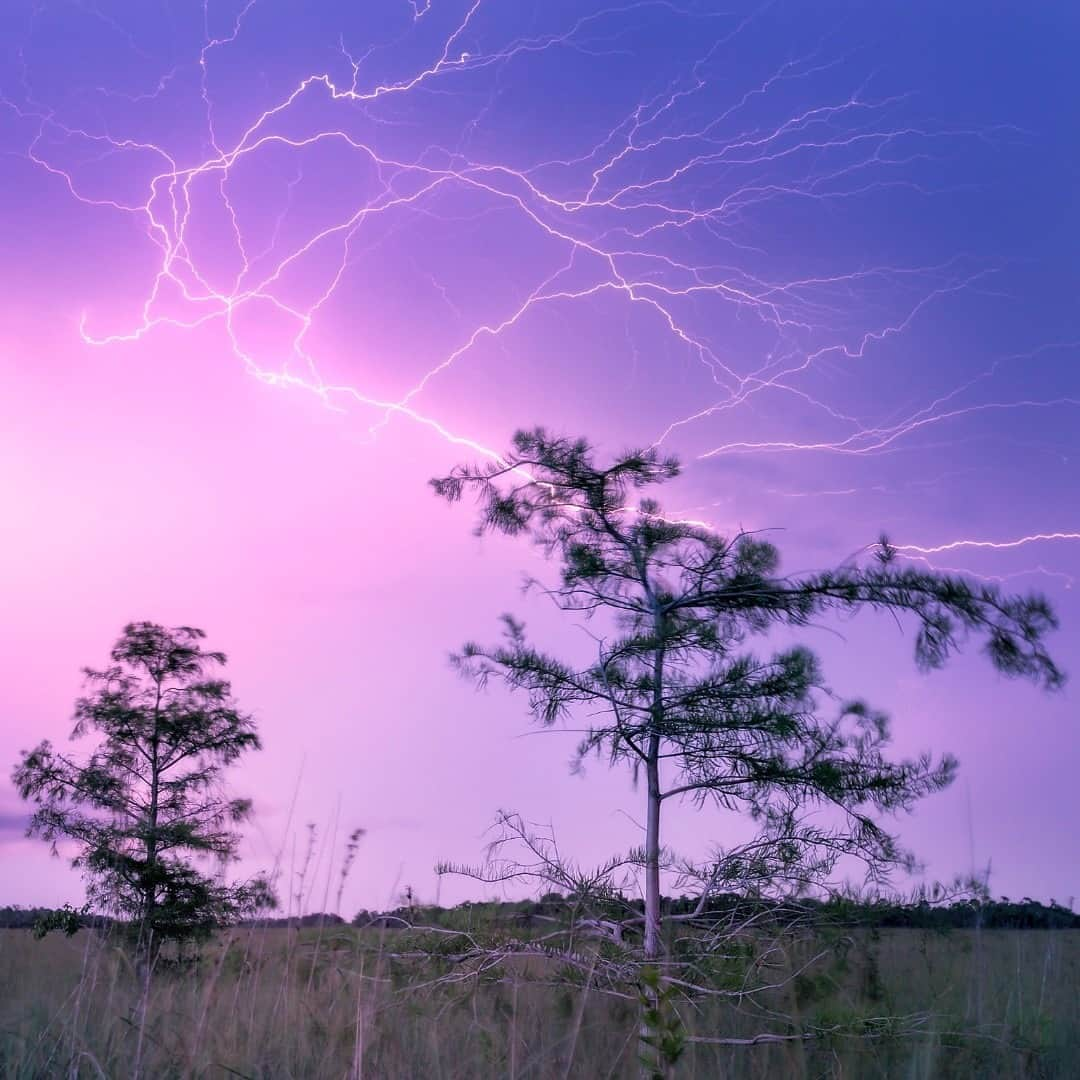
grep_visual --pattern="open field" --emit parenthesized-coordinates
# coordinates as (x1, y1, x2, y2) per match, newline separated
(1, 925, 1078, 1078)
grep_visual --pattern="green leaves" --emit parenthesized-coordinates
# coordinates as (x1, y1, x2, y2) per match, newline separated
(637, 965, 687, 1076)
(12, 623, 273, 954)
(31, 902, 88, 940)
(794, 567, 1063, 689)
(433, 426, 1064, 900)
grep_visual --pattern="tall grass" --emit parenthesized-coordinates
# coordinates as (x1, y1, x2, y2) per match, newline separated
(2, 924, 1077, 1078)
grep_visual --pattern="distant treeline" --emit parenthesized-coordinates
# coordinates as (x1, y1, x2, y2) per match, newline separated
(344, 894, 1080, 932)
(826, 897, 1080, 931)
(0, 907, 348, 932)
(0, 907, 116, 931)
(3, 895, 1077, 933)
(357, 894, 1080, 932)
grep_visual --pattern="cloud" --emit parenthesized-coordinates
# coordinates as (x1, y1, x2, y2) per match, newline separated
(0, 811, 29, 844)
(0, 781, 29, 844)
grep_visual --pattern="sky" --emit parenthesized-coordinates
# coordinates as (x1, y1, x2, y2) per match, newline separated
(0, 0, 1077, 916)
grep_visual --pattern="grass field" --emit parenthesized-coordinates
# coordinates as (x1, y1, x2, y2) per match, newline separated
(2, 924, 1078, 1078)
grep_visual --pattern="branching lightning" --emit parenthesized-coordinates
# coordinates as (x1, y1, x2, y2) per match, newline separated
(4, 0, 1076, 585)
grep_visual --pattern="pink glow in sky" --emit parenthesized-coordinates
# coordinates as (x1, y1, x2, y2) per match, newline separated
(1, 0, 1077, 915)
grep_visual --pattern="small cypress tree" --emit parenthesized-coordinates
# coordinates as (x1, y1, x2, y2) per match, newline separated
(13, 622, 274, 962)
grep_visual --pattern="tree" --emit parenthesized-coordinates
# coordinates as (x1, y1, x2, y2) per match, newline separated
(432, 428, 1063, 1073)
(13, 622, 274, 961)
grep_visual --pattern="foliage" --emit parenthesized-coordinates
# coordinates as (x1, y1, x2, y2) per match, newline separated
(432, 426, 1063, 1068)
(431, 429, 1062, 903)
(637, 964, 687, 1077)
(2, 922, 1077, 1078)
(30, 902, 88, 940)
(12, 622, 275, 957)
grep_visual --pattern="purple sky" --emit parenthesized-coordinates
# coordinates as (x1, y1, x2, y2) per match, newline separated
(1, 0, 1077, 915)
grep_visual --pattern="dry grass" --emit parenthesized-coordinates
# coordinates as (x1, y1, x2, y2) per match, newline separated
(1, 925, 1078, 1078)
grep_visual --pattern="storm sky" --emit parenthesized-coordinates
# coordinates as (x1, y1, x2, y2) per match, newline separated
(1, 0, 1077, 915)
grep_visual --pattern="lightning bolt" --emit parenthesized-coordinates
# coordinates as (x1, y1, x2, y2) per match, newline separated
(898, 533, 1080, 555)
(4, 0, 1075, 585)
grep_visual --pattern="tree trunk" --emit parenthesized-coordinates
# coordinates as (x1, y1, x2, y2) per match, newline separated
(643, 735, 662, 961)
(640, 588, 669, 1078)
(139, 689, 163, 972)
(640, 734, 665, 1078)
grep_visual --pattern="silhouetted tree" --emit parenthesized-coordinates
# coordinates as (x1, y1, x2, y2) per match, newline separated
(433, 428, 1063, 1076)
(13, 623, 274, 963)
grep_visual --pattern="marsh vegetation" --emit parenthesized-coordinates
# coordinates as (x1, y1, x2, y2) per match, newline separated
(2, 916, 1078, 1078)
